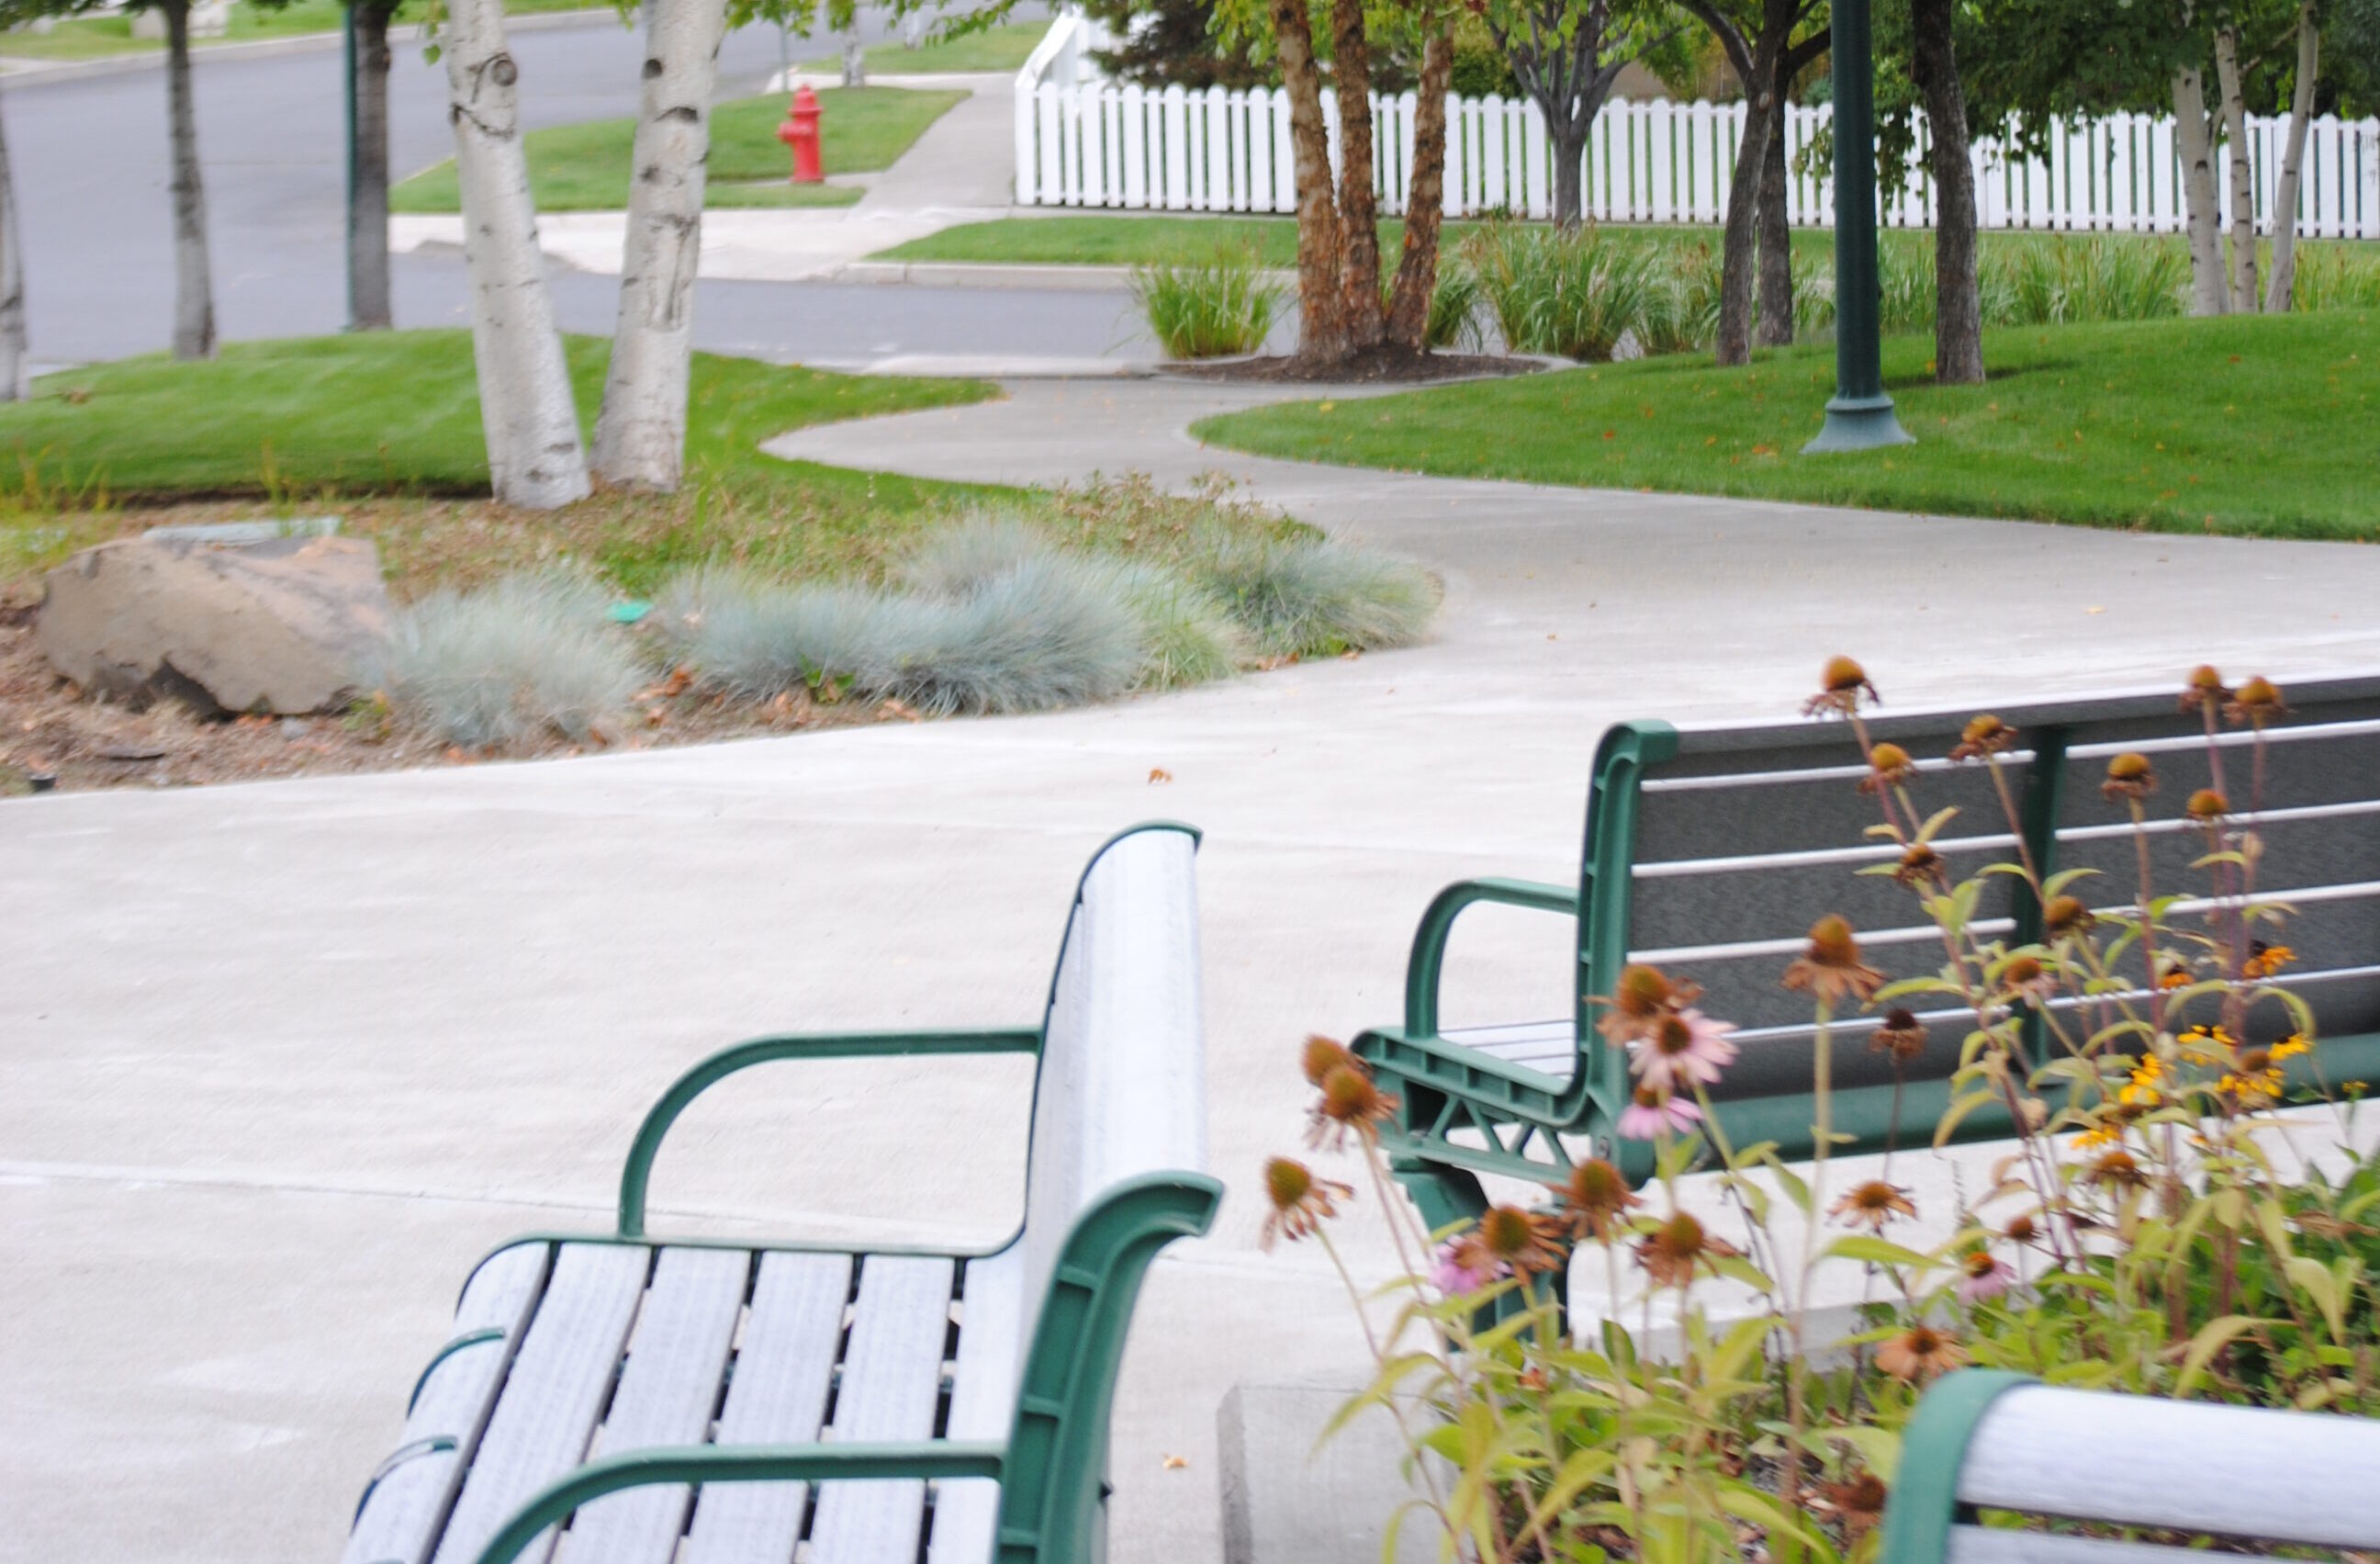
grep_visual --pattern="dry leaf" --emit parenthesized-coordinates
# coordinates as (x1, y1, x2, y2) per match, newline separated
(1148, 767, 1173, 784)
(1162, 1455, 1188, 1470)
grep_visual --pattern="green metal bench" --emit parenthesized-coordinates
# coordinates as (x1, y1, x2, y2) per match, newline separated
(1353, 675, 2380, 1227)
(1880, 1368, 2380, 1561)
(340, 823, 1218, 1564)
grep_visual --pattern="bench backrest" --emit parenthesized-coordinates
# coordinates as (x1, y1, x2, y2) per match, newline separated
(1574, 674, 2380, 1160)
(1882, 1370, 2380, 1563)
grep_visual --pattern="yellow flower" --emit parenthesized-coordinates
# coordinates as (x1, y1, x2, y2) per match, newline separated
(2243, 943, 2296, 979)
(2273, 1035, 2311, 1062)
(2075, 1123, 2123, 1151)
(2119, 1053, 2166, 1108)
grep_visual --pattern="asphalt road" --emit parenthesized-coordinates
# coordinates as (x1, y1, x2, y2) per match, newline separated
(0, 6, 1144, 367)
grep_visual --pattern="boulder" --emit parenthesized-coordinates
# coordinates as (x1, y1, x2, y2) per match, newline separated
(37, 532, 394, 716)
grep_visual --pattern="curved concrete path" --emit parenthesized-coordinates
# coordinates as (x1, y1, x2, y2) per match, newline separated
(10, 385, 2380, 1564)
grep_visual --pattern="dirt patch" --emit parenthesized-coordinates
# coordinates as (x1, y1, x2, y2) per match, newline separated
(1162, 345, 1545, 385)
(0, 604, 911, 797)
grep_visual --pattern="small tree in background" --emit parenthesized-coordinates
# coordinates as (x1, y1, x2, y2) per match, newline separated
(1479, 0, 1690, 231)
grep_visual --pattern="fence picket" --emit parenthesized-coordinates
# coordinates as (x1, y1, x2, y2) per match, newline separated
(1013, 76, 2380, 239)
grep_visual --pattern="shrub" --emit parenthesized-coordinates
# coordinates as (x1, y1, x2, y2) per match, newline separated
(651, 568, 901, 700)
(374, 571, 646, 747)
(874, 550, 1147, 714)
(1639, 242, 1722, 356)
(1095, 559, 1249, 688)
(1464, 224, 1657, 361)
(2292, 245, 2380, 311)
(1994, 234, 2186, 325)
(1424, 266, 1488, 352)
(1131, 249, 1284, 358)
(1189, 528, 1438, 659)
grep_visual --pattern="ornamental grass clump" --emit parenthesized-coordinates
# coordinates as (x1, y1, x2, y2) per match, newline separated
(374, 570, 646, 747)
(1270, 654, 2380, 1564)
(1464, 223, 1658, 362)
(1130, 249, 1284, 359)
(1188, 527, 1439, 660)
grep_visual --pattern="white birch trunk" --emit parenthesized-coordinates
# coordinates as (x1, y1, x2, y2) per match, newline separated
(590, 0, 727, 491)
(2173, 65, 2228, 315)
(0, 97, 28, 401)
(444, 0, 591, 509)
(2214, 24, 2258, 310)
(2264, 0, 2319, 312)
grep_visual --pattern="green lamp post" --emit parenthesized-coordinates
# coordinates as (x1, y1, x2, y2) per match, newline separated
(1804, 0, 1914, 453)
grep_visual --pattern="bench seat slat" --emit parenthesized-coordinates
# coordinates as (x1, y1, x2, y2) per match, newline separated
(1443, 1019, 1577, 1075)
(927, 1249, 1027, 1564)
(432, 1244, 648, 1564)
(1961, 1385, 2380, 1551)
(565, 1248, 751, 1564)
(342, 1243, 552, 1564)
(807, 1255, 960, 1564)
(680, 1251, 854, 1564)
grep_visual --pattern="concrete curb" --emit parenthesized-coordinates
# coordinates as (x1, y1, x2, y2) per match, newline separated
(0, 6, 620, 88)
(826, 259, 1148, 292)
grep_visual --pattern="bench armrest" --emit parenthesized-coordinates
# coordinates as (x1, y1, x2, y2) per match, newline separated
(1403, 878, 1580, 1037)
(620, 1028, 1043, 1238)
(469, 1439, 1008, 1564)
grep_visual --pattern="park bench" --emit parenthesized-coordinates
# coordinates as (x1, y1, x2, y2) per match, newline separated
(1880, 1368, 2380, 1562)
(339, 822, 1218, 1564)
(1353, 674, 2380, 1226)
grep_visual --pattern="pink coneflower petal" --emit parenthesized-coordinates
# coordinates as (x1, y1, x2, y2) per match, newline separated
(1617, 1087, 1703, 1141)
(1957, 1253, 2015, 1304)
(1431, 1243, 1504, 1296)
(1629, 1007, 1740, 1093)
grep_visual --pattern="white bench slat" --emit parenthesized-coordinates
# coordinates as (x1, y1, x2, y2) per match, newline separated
(1961, 1385, 2380, 1550)
(925, 1249, 1027, 1564)
(1022, 830, 1207, 1330)
(343, 1243, 551, 1564)
(807, 1255, 959, 1564)
(680, 1252, 853, 1564)
(1443, 1018, 1575, 1072)
(562, 1248, 750, 1564)
(1948, 1525, 2238, 1564)
(432, 1244, 649, 1564)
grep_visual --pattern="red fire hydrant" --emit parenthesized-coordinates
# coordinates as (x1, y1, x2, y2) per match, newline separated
(778, 84, 824, 185)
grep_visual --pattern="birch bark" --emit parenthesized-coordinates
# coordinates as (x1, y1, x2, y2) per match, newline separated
(2263, 0, 2319, 312)
(163, 0, 217, 360)
(445, 0, 591, 508)
(2214, 23, 2258, 310)
(592, 0, 729, 491)
(0, 98, 26, 401)
(2173, 63, 2228, 314)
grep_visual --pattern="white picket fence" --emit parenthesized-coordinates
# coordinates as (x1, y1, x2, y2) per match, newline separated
(1015, 41, 2380, 238)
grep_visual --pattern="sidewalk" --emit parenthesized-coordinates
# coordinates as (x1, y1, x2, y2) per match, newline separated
(13, 379, 2380, 1564)
(387, 69, 1025, 282)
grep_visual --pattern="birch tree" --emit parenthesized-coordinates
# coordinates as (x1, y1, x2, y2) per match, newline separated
(2173, 51, 2228, 311)
(0, 98, 25, 401)
(2212, 14, 2258, 309)
(444, 0, 591, 509)
(117, 0, 219, 358)
(2263, 0, 2319, 310)
(590, 0, 730, 490)
(348, 0, 400, 330)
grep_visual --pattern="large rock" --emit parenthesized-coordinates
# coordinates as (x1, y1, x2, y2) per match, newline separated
(37, 532, 394, 715)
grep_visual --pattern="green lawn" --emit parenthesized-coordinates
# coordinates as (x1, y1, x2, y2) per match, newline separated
(390, 84, 962, 213)
(0, 331, 1001, 596)
(0, 0, 601, 61)
(1192, 310, 2380, 541)
(801, 18, 1045, 74)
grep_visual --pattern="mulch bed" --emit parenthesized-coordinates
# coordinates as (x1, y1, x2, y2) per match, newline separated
(1163, 344, 1545, 385)
(0, 602, 905, 797)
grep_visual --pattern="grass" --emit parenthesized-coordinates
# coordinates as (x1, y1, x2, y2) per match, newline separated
(0, 330, 998, 597)
(1192, 309, 2380, 541)
(0, 0, 600, 61)
(1131, 251, 1283, 358)
(799, 18, 1045, 74)
(390, 85, 963, 213)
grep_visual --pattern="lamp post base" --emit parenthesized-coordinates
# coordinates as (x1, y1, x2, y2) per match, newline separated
(1804, 394, 1915, 454)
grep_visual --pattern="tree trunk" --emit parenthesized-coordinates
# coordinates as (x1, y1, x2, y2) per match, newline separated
(2173, 64, 2227, 314)
(1269, 0, 1349, 364)
(1912, 0, 1981, 381)
(1714, 87, 1778, 364)
(350, 0, 395, 331)
(592, 0, 727, 491)
(1755, 77, 1792, 347)
(445, 0, 591, 509)
(2214, 23, 2257, 310)
(2264, 0, 2319, 312)
(162, 0, 216, 360)
(1552, 125, 1587, 230)
(0, 97, 27, 401)
(1385, 28, 1454, 350)
(1330, 0, 1383, 349)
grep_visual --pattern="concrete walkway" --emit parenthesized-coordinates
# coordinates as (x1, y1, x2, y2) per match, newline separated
(11, 386, 2380, 1564)
(388, 70, 1025, 284)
